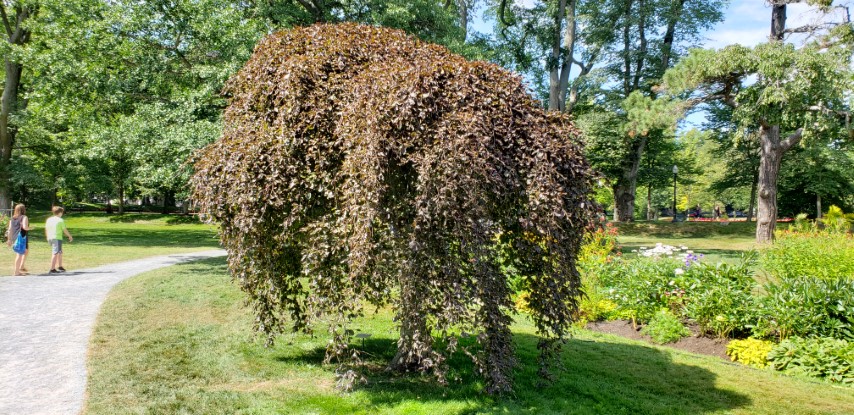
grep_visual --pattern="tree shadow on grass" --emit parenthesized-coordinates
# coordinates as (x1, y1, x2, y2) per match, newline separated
(278, 334, 751, 414)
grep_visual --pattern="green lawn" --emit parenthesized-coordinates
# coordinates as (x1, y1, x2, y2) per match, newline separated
(1, 212, 219, 275)
(85, 257, 854, 415)
(614, 221, 758, 264)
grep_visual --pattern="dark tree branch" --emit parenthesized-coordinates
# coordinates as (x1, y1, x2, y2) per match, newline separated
(0, 4, 13, 39)
(498, 0, 513, 27)
(780, 128, 803, 152)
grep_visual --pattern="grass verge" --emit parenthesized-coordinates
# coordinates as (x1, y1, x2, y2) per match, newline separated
(85, 258, 854, 415)
(1, 212, 218, 275)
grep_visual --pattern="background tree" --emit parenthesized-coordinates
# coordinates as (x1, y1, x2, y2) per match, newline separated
(660, 0, 853, 242)
(0, 0, 35, 210)
(192, 24, 595, 394)
(494, 0, 724, 221)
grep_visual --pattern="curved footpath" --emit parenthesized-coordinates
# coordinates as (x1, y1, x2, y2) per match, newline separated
(0, 250, 227, 415)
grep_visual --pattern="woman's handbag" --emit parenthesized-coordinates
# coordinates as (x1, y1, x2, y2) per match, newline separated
(12, 233, 26, 255)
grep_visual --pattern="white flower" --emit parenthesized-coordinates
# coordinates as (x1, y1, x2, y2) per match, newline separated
(674, 268, 685, 275)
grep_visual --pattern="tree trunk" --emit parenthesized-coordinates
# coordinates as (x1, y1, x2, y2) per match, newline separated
(457, 0, 469, 41)
(770, 4, 786, 41)
(660, 0, 686, 72)
(646, 186, 654, 220)
(613, 137, 646, 222)
(390, 273, 434, 371)
(118, 183, 125, 215)
(756, 125, 803, 243)
(547, 0, 570, 112)
(816, 194, 822, 219)
(162, 190, 175, 214)
(0, 5, 32, 214)
(0, 60, 22, 213)
(747, 170, 758, 223)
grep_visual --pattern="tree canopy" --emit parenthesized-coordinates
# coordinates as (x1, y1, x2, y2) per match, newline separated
(191, 23, 595, 394)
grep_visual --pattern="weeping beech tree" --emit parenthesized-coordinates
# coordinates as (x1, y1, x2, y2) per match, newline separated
(191, 23, 595, 394)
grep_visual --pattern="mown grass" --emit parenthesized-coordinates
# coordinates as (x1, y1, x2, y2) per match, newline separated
(1, 212, 219, 275)
(85, 258, 854, 415)
(614, 221, 757, 264)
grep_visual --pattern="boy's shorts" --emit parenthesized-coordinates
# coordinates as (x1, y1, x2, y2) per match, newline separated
(49, 239, 63, 255)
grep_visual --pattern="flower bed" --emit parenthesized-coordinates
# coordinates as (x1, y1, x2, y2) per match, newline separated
(570, 224, 854, 386)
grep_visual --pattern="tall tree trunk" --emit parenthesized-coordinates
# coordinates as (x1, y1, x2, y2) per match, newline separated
(0, 5, 32, 212)
(457, 0, 469, 40)
(747, 170, 758, 223)
(548, 0, 572, 112)
(613, 137, 646, 222)
(770, 4, 786, 41)
(633, 0, 647, 91)
(660, 0, 685, 72)
(0, 60, 22, 212)
(756, 125, 802, 243)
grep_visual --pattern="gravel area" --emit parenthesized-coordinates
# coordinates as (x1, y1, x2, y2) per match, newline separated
(0, 250, 226, 415)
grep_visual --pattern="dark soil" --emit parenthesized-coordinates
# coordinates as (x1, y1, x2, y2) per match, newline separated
(586, 320, 730, 360)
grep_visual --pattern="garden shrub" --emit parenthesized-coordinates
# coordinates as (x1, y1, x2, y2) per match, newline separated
(683, 258, 759, 338)
(768, 337, 854, 384)
(641, 309, 691, 344)
(576, 290, 618, 324)
(755, 276, 854, 340)
(761, 231, 854, 281)
(191, 24, 595, 394)
(0, 213, 8, 243)
(600, 256, 689, 323)
(726, 338, 774, 368)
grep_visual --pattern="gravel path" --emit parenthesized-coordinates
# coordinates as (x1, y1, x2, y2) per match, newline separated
(0, 250, 227, 415)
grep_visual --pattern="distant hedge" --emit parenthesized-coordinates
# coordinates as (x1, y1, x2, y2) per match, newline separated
(192, 23, 594, 393)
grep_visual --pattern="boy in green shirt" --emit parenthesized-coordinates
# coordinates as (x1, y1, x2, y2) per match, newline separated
(45, 206, 73, 274)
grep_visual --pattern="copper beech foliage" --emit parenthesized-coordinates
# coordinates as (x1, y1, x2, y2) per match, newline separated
(191, 23, 595, 394)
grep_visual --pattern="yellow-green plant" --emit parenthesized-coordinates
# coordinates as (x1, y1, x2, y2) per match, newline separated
(726, 338, 774, 369)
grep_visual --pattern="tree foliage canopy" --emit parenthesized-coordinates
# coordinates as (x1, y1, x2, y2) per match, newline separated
(192, 23, 595, 393)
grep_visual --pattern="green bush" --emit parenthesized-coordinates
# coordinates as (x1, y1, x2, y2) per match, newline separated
(768, 337, 854, 384)
(683, 257, 759, 338)
(761, 231, 854, 281)
(641, 309, 691, 344)
(755, 276, 854, 340)
(0, 213, 8, 243)
(600, 256, 690, 322)
(576, 290, 618, 324)
(726, 338, 774, 368)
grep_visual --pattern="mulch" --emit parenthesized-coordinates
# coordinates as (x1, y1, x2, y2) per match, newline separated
(586, 320, 731, 360)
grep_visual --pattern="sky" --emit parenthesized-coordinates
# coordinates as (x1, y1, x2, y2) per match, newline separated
(471, 0, 837, 48)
